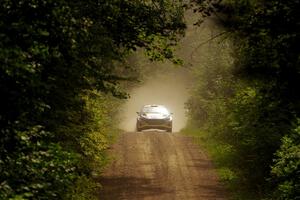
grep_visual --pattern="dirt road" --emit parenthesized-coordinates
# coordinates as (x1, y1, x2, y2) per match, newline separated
(99, 132, 227, 200)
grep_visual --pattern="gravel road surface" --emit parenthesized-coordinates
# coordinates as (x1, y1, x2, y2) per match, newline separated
(99, 132, 227, 200)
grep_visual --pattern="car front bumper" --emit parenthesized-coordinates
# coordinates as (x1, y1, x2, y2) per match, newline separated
(137, 118, 172, 130)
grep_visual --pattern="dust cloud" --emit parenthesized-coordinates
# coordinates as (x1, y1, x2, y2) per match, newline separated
(118, 9, 223, 132)
(119, 67, 191, 132)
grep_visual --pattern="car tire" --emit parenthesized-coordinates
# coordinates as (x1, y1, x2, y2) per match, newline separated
(136, 124, 142, 132)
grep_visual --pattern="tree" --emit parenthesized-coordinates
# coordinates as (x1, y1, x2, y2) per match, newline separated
(0, 0, 185, 198)
(190, 0, 300, 199)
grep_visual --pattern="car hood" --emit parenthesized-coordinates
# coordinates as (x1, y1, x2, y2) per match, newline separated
(140, 113, 170, 119)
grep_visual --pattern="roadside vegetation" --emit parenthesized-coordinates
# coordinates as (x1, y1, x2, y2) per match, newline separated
(184, 0, 300, 199)
(0, 1, 185, 199)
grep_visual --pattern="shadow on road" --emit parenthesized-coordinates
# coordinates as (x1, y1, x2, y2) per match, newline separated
(98, 176, 172, 200)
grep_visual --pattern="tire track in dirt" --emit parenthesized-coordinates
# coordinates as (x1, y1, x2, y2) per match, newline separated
(99, 132, 227, 200)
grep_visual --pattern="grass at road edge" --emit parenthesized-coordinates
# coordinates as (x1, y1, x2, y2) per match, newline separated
(180, 126, 259, 200)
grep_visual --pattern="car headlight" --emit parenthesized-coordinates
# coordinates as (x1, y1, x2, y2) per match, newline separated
(138, 114, 148, 120)
(164, 115, 172, 121)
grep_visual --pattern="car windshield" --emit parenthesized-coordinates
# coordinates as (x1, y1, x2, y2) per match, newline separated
(142, 106, 169, 115)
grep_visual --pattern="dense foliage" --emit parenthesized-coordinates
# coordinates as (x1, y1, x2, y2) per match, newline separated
(187, 0, 300, 199)
(0, 0, 185, 199)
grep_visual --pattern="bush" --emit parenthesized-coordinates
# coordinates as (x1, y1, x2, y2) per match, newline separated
(0, 126, 79, 199)
(271, 122, 300, 200)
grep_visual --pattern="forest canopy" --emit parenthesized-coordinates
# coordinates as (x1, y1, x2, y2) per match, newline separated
(0, 0, 185, 199)
(187, 0, 300, 199)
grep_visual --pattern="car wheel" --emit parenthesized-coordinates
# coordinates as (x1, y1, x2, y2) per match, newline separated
(136, 124, 142, 132)
(136, 122, 139, 131)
